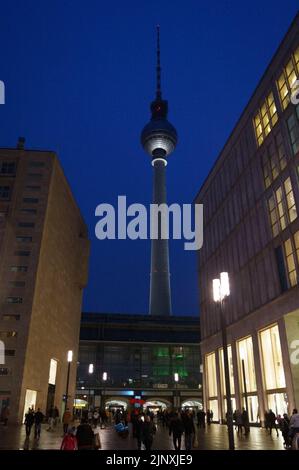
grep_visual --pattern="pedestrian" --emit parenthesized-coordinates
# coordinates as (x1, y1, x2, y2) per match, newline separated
(93, 422, 102, 450)
(183, 410, 195, 450)
(142, 415, 156, 451)
(61, 427, 77, 450)
(62, 407, 72, 434)
(235, 409, 243, 435)
(53, 406, 59, 426)
(268, 409, 279, 437)
(241, 408, 250, 435)
(169, 412, 184, 450)
(1, 406, 9, 426)
(279, 413, 290, 448)
(76, 418, 95, 450)
(134, 415, 144, 450)
(34, 408, 44, 439)
(207, 410, 211, 425)
(93, 409, 100, 426)
(47, 407, 54, 431)
(24, 408, 35, 437)
(289, 408, 299, 444)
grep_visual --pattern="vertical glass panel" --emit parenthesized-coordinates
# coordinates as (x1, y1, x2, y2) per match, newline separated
(237, 336, 257, 392)
(260, 324, 286, 390)
(205, 352, 217, 398)
(219, 346, 235, 395)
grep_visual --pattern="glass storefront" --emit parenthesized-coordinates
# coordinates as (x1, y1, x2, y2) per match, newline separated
(259, 324, 288, 415)
(237, 336, 258, 423)
(208, 399, 219, 421)
(205, 352, 218, 420)
(242, 395, 259, 423)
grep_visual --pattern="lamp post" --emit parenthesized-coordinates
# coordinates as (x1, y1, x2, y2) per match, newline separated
(174, 372, 179, 409)
(213, 272, 234, 451)
(102, 372, 107, 410)
(88, 363, 94, 409)
(65, 350, 73, 410)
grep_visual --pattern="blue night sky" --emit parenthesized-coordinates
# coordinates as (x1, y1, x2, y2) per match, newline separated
(0, 1, 298, 316)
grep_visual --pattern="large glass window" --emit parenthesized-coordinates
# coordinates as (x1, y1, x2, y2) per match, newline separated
(277, 47, 299, 110)
(262, 132, 287, 189)
(259, 324, 286, 390)
(237, 336, 257, 393)
(287, 105, 299, 155)
(267, 178, 298, 237)
(284, 177, 297, 222)
(254, 92, 278, 147)
(205, 352, 218, 398)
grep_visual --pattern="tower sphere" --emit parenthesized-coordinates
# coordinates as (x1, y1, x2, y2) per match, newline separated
(141, 117, 178, 157)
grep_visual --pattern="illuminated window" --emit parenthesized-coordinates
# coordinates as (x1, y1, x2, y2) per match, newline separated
(267, 178, 297, 237)
(254, 92, 278, 146)
(277, 47, 299, 110)
(219, 346, 235, 395)
(284, 177, 297, 222)
(295, 231, 299, 264)
(0, 331, 17, 338)
(261, 132, 287, 188)
(287, 104, 299, 155)
(48, 359, 58, 386)
(205, 352, 217, 398)
(260, 324, 286, 390)
(284, 238, 297, 287)
(237, 336, 257, 393)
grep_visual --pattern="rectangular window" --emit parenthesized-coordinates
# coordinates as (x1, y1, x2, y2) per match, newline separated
(205, 352, 218, 398)
(29, 162, 45, 168)
(284, 177, 297, 222)
(261, 132, 287, 189)
(0, 186, 11, 200)
(0, 161, 16, 175)
(277, 47, 299, 110)
(275, 245, 288, 292)
(6, 297, 22, 304)
(18, 222, 35, 228)
(27, 173, 42, 179)
(0, 331, 17, 338)
(22, 198, 39, 204)
(294, 230, 299, 265)
(14, 251, 30, 256)
(10, 266, 28, 272)
(268, 195, 279, 236)
(25, 185, 40, 191)
(0, 368, 10, 376)
(5, 349, 15, 356)
(287, 105, 299, 155)
(9, 281, 25, 288)
(254, 92, 278, 146)
(237, 336, 257, 393)
(2, 314, 20, 321)
(219, 346, 235, 395)
(259, 324, 286, 390)
(16, 236, 32, 243)
(284, 238, 297, 287)
(20, 208, 37, 214)
(275, 186, 287, 230)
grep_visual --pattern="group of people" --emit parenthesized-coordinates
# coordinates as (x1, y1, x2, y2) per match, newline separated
(265, 408, 299, 448)
(233, 408, 250, 435)
(24, 408, 45, 439)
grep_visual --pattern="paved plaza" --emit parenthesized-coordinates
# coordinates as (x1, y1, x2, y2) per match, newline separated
(0, 422, 285, 451)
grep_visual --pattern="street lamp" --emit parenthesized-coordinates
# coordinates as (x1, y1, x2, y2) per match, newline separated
(174, 373, 179, 409)
(88, 363, 94, 408)
(102, 372, 107, 410)
(213, 272, 234, 451)
(65, 350, 73, 410)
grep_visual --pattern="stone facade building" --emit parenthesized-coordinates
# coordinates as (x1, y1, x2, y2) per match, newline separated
(0, 139, 89, 422)
(196, 16, 299, 424)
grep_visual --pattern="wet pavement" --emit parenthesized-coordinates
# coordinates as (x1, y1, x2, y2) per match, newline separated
(0, 421, 285, 450)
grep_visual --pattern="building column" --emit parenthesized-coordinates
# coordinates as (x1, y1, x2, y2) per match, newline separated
(215, 345, 223, 423)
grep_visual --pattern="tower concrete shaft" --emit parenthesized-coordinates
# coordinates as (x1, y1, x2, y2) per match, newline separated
(149, 158, 172, 316)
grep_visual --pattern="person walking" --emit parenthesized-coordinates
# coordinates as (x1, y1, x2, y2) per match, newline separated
(279, 413, 290, 448)
(241, 407, 250, 435)
(289, 408, 299, 443)
(183, 410, 195, 450)
(47, 407, 54, 431)
(61, 427, 77, 450)
(62, 408, 72, 434)
(169, 412, 184, 450)
(34, 408, 44, 439)
(142, 415, 156, 451)
(53, 406, 59, 426)
(76, 418, 95, 450)
(235, 409, 243, 435)
(268, 409, 279, 437)
(24, 408, 35, 437)
(134, 415, 144, 450)
(207, 410, 212, 425)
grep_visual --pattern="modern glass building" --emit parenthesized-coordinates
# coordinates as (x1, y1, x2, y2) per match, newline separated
(195, 14, 299, 425)
(76, 313, 201, 411)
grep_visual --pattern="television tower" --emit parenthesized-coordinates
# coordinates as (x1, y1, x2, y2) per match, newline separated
(141, 26, 178, 316)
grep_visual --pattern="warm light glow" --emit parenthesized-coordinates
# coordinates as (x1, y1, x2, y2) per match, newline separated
(88, 363, 94, 374)
(67, 350, 73, 362)
(103, 372, 107, 381)
(213, 278, 221, 302)
(220, 272, 230, 298)
(174, 372, 179, 382)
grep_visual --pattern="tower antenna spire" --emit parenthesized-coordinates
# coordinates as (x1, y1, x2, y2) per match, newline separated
(156, 24, 162, 100)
